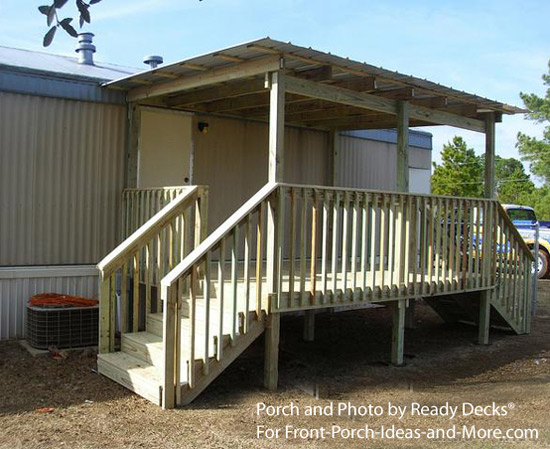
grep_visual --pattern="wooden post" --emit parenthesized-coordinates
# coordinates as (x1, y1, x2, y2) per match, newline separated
(98, 275, 111, 354)
(264, 65, 285, 390)
(484, 113, 496, 199)
(479, 113, 495, 345)
(303, 310, 315, 342)
(162, 284, 177, 409)
(391, 299, 406, 366)
(264, 305, 280, 390)
(268, 68, 285, 182)
(396, 100, 410, 192)
(126, 103, 141, 188)
(397, 101, 415, 327)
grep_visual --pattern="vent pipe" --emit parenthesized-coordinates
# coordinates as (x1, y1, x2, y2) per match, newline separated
(143, 55, 163, 69)
(76, 33, 95, 65)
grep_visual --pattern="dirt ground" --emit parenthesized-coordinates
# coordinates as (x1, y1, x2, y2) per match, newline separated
(2, 282, 550, 448)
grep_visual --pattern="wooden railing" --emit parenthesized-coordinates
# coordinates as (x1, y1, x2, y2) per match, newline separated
(122, 186, 188, 239)
(97, 186, 208, 354)
(160, 183, 277, 408)
(491, 203, 534, 333)
(158, 182, 533, 406)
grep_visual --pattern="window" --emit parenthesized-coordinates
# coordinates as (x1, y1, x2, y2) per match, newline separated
(507, 208, 537, 221)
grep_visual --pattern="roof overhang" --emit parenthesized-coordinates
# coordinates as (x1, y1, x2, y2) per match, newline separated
(105, 38, 526, 133)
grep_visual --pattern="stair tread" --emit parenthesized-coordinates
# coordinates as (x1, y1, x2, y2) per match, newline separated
(124, 331, 163, 346)
(98, 352, 162, 384)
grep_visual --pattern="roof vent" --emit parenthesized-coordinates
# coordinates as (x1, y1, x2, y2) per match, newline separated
(76, 33, 95, 65)
(143, 55, 163, 69)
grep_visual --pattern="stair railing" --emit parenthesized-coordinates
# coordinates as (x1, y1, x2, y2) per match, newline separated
(160, 182, 278, 408)
(122, 186, 188, 239)
(97, 186, 208, 355)
(492, 203, 535, 333)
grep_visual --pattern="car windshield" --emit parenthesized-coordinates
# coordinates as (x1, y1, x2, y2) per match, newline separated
(507, 208, 537, 221)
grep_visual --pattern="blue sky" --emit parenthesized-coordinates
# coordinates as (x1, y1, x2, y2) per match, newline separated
(1, 0, 548, 173)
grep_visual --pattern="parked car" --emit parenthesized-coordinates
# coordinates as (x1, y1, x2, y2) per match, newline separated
(502, 204, 550, 279)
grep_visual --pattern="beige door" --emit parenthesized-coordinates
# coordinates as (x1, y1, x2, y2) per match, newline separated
(137, 108, 193, 188)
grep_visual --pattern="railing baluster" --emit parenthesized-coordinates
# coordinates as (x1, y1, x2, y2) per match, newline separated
(218, 237, 226, 361)
(189, 267, 197, 389)
(310, 189, 319, 305)
(441, 198, 449, 290)
(255, 203, 265, 317)
(203, 253, 211, 375)
(120, 261, 128, 333)
(321, 192, 329, 304)
(361, 192, 370, 299)
(388, 195, 396, 293)
(288, 188, 296, 306)
(299, 189, 308, 306)
(231, 227, 239, 343)
(331, 192, 340, 302)
(370, 194, 378, 295)
(243, 216, 251, 333)
(379, 194, 387, 294)
(351, 192, 359, 298)
(133, 252, 140, 332)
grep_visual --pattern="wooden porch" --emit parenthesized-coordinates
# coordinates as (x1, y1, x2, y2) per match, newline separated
(96, 39, 532, 408)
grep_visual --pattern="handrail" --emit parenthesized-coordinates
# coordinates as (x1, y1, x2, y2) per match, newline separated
(99, 187, 200, 278)
(97, 185, 208, 357)
(160, 182, 278, 293)
(122, 186, 189, 240)
(496, 203, 535, 261)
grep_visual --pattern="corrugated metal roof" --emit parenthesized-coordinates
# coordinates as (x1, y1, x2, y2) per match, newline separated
(104, 37, 524, 115)
(0, 45, 138, 82)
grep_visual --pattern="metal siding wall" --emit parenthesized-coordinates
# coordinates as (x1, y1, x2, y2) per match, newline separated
(0, 269, 98, 340)
(336, 135, 432, 191)
(337, 136, 396, 190)
(194, 115, 329, 231)
(0, 91, 126, 266)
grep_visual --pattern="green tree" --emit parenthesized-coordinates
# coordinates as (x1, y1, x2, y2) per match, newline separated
(517, 60, 550, 184)
(431, 136, 483, 197)
(494, 155, 535, 204)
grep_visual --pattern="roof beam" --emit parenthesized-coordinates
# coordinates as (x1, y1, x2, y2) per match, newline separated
(129, 55, 282, 102)
(285, 76, 485, 133)
(291, 65, 333, 81)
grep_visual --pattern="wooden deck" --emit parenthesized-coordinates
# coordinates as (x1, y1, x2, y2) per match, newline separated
(97, 183, 534, 408)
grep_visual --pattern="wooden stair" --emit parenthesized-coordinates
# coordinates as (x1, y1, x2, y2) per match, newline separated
(424, 291, 522, 333)
(98, 294, 265, 407)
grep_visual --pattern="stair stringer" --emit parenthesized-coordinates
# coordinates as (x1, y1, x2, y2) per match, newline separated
(424, 289, 525, 335)
(177, 313, 266, 406)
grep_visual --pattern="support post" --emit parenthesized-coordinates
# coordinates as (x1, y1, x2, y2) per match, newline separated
(396, 100, 410, 193)
(484, 113, 496, 199)
(268, 69, 285, 182)
(479, 112, 495, 345)
(397, 101, 415, 327)
(303, 310, 315, 342)
(391, 299, 406, 365)
(478, 291, 491, 345)
(264, 66, 285, 390)
(264, 307, 281, 390)
(126, 103, 141, 188)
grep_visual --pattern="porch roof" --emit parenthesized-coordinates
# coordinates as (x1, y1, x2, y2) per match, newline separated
(105, 37, 525, 132)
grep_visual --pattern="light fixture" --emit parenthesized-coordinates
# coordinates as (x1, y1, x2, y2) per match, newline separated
(198, 121, 209, 134)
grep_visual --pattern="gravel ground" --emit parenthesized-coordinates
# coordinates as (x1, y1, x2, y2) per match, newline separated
(1, 280, 550, 448)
